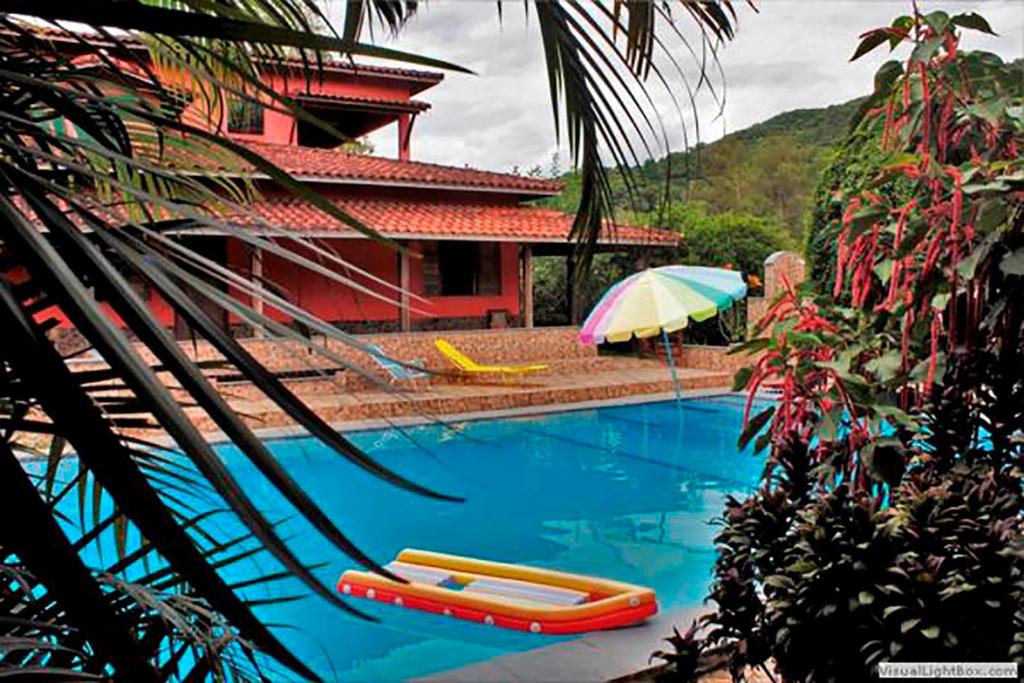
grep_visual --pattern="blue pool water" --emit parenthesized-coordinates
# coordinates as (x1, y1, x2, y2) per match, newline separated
(40, 394, 766, 681)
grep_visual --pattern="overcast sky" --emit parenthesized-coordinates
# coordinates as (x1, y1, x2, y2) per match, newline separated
(354, 1, 1023, 173)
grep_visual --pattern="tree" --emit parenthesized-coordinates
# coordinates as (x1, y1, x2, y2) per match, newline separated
(0, 1, 743, 678)
(657, 202, 796, 281)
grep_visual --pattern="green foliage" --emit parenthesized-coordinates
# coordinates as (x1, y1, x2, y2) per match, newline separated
(532, 203, 791, 333)
(705, 459, 1024, 681)
(545, 98, 864, 243)
(650, 202, 796, 281)
(533, 253, 636, 326)
(805, 118, 897, 292)
(684, 137, 828, 240)
(660, 12, 1024, 682)
(806, 57, 1024, 291)
(729, 98, 866, 148)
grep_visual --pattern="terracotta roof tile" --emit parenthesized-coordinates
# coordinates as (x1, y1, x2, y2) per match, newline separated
(225, 142, 564, 195)
(235, 196, 680, 246)
(11, 24, 443, 85)
(294, 92, 431, 112)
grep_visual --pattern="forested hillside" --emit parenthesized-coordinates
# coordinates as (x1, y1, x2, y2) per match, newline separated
(544, 96, 865, 240)
(530, 96, 864, 327)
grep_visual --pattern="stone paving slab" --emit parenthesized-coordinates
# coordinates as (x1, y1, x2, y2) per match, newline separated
(183, 360, 733, 434)
(413, 606, 707, 683)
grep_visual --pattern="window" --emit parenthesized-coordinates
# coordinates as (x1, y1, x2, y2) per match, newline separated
(227, 99, 264, 135)
(422, 241, 502, 296)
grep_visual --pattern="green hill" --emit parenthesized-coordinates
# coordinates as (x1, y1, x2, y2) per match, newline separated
(545, 96, 866, 239)
(727, 97, 865, 147)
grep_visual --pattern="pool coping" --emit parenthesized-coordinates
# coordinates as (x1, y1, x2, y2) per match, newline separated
(194, 387, 739, 445)
(14, 388, 746, 459)
(411, 605, 709, 682)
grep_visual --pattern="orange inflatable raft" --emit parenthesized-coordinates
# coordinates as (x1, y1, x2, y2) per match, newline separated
(337, 549, 657, 634)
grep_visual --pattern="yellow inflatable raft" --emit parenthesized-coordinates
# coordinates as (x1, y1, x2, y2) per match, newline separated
(337, 549, 657, 634)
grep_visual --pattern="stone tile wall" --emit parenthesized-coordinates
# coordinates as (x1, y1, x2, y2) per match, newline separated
(678, 344, 760, 375)
(747, 250, 806, 333)
(672, 250, 807, 380)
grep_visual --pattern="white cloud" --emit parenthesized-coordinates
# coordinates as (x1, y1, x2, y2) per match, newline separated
(344, 0, 1024, 173)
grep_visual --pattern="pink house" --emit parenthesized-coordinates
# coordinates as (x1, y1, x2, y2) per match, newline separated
(40, 30, 679, 336)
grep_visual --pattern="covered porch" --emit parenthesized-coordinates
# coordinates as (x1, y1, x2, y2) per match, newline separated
(170, 195, 681, 338)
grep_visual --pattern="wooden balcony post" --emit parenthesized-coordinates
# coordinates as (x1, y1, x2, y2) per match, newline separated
(399, 245, 411, 332)
(522, 243, 534, 328)
(250, 245, 264, 338)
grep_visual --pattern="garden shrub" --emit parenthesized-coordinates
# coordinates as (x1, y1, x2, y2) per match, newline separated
(533, 203, 792, 345)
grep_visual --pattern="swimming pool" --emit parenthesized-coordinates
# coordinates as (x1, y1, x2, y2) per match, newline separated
(41, 394, 766, 680)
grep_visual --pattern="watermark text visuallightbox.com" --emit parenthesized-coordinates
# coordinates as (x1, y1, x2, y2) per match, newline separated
(878, 662, 1018, 679)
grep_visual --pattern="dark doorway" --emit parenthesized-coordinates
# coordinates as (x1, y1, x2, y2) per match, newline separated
(422, 241, 502, 297)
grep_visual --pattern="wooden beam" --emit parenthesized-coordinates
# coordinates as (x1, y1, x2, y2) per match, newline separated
(399, 246, 411, 332)
(522, 244, 534, 328)
(249, 245, 264, 338)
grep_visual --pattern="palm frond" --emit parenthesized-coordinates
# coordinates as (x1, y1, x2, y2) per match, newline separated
(530, 0, 739, 280)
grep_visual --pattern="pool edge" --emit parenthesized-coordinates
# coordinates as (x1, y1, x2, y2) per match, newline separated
(410, 605, 710, 682)
(189, 388, 740, 447)
(15, 388, 748, 460)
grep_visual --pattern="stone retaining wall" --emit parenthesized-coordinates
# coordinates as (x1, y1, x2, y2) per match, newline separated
(748, 250, 807, 332)
(678, 344, 759, 375)
(123, 325, 593, 377)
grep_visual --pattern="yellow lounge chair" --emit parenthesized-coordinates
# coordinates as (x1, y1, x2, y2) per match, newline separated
(434, 339, 548, 377)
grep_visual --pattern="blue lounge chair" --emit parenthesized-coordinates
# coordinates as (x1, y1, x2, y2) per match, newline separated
(366, 344, 429, 385)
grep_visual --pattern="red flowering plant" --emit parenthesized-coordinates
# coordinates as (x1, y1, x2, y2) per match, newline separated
(656, 10, 1024, 681)
(735, 8, 1024, 489)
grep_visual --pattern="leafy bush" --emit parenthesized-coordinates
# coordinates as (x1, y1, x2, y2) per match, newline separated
(664, 202, 796, 282)
(806, 55, 1024, 293)
(533, 203, 792, 345)
(533, 253, 635, 327)
(804, 102, 911, 293)
(660, 10, 1024, 681)
(706, 456, 1024, 681)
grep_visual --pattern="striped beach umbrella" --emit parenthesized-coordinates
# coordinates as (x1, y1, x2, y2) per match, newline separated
(578, 266, 748, 397)
(578, 266, 747, 345)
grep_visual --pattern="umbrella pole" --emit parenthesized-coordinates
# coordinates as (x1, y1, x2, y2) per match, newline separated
(661, 328, 682, 401)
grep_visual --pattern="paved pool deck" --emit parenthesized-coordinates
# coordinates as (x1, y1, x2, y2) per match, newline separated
(185, 356, 733, 436)
(194, 386, 737, 444)
(413, 606, 706, 683)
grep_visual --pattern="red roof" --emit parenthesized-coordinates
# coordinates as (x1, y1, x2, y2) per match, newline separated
(277, 59, 443, 91)
(11, 23, 443, 89)
(219, 142, 564, 196)
(295, 92, 430, 113)
(231, 196, 680, 246)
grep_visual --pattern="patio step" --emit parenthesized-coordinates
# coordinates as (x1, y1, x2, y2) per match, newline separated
(184, 361, 732, 434)
(207, 354, 671, 401)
